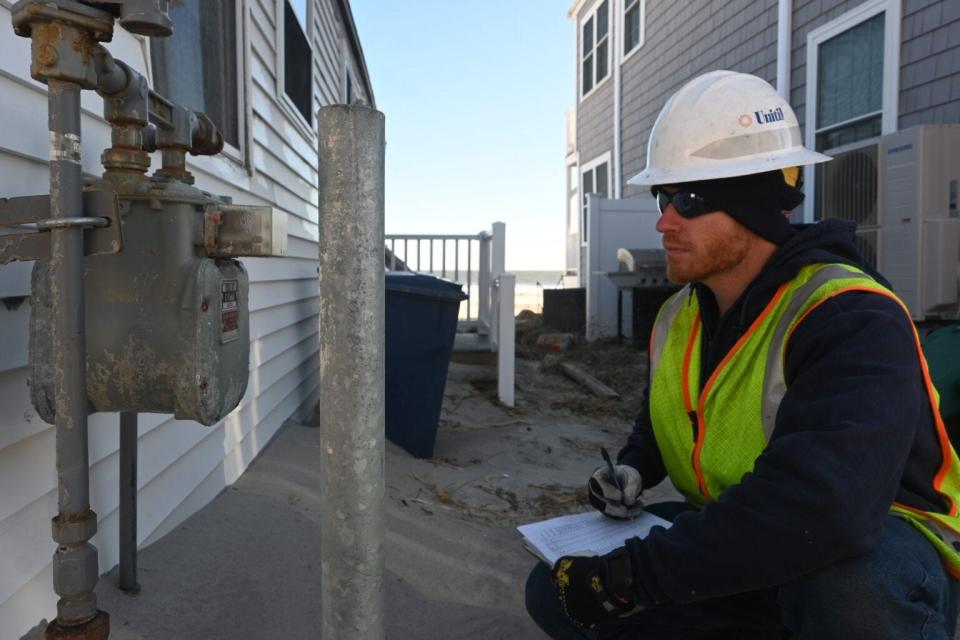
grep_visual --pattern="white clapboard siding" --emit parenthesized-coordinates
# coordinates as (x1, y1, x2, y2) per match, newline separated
(0, 0, 371, 635)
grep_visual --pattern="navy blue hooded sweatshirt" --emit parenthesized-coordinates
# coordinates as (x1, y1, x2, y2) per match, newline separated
(617, 219, 949, 606)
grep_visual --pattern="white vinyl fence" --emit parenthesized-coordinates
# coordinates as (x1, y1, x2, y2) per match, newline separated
(386, 222, 514, 406)
(584, 195, 660, 341)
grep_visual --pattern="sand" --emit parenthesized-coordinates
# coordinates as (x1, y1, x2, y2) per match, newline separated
(378, 341, 682, 638)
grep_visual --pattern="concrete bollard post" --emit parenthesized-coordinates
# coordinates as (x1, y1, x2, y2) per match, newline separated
(316, 105, 386, 640)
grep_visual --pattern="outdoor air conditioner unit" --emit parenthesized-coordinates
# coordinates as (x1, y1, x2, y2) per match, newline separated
(819, 125, 960, 321)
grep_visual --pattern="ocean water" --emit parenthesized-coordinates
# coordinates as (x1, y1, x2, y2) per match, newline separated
(416, 270, 566, 318)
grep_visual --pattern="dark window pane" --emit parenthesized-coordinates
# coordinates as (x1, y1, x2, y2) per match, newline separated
(596, 40, 608, 82)
(151, 0, 239, 148)
(597, 1, 609, 39)
(284, 0, 312, 123)
(583, 55, 594, 94)
(625, 2, 640, 53)
(815, 114, 881, 151)
(595, 163, 609, 198)
(817, 13, 884, 130)
(583, 17, 594, 57)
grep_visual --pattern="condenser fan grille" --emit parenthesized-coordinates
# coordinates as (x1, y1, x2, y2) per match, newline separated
(818, 144, 879, 225)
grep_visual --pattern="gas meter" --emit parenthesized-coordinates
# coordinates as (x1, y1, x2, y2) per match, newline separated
(30, 177, 286, 425)
(3, 7, 288, 426)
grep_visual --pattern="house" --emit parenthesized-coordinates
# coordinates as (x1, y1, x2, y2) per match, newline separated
(565, 0, 960, 335)
(0, 0, 372, 634)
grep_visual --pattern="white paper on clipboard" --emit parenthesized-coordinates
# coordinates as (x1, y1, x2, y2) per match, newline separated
(517, 510, 671, 565)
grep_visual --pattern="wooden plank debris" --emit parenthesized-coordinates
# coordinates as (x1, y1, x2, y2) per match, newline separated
(560, 362, 620, 400)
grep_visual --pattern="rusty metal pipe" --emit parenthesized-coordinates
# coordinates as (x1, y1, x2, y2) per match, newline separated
(47, 78, 102, 628)
(48, 77, 89, 524)
(91, 44, 127, 96)
(10, 3, 114, 636)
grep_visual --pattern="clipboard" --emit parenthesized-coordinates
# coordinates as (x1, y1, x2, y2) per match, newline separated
(517, 510, 671, 565)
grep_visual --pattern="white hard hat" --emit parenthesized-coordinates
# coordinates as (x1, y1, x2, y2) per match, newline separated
(628, 70, 831, 187)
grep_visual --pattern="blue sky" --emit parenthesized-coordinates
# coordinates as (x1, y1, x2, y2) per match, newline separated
(350, 1, 574, 271)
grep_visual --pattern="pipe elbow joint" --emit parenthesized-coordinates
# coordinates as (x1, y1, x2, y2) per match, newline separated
(190, 111, 225, 156)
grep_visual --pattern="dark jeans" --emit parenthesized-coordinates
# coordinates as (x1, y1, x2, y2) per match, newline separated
(525, 503, 960, 640)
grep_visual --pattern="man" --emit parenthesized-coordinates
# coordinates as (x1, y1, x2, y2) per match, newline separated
(525, 70, 960, 639)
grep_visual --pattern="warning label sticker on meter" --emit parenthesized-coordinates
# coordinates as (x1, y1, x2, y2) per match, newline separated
(221, 279, 239, 342)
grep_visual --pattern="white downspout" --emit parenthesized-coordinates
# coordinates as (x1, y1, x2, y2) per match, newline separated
(776, 0, 792, 99)
(573, 13, 584, 285)
(613, 0, 622, 198)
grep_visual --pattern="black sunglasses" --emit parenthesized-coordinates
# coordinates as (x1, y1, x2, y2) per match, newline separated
(654, 189, 716, 219)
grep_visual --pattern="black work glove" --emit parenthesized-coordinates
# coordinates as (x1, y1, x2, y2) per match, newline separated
(551, 548, 641, 628)
(588, 464, 644, 519)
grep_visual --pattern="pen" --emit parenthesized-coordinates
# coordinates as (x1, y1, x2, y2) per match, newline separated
(601, 446, 623, 494)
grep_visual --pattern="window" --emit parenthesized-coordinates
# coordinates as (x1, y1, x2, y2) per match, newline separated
(151, 0, 239, 149)
(814, 13, 884, 151)
(623, 0, 644, 56)
(284, 0, 313, 124)
(581, 158, 610, 242)
(581, 0, 609, 97)
(804, 0, 900, 221)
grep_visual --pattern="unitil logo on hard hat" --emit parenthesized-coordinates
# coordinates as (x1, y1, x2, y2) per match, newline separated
(738, 114, 753, 127)
(754, 107, 785, 125)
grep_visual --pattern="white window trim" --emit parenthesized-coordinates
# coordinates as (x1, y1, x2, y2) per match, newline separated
(221, 0, 250, 167)
(579, 0, 612, 102)
(802, 0, 900, 222)
(620, 0, 646, 65)
(275, 0, 317, 138)
(579, 151, 612, 246)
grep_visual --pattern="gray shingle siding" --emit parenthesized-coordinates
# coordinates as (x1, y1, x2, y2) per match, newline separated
(575, 0, 616, 171)
(899, 0, 960, 127)
(618, 0, 778, 198)
(578, 80, 615, 170)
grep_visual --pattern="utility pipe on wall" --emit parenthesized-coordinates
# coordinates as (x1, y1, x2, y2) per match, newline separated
(612, 0, 622, 199)
(777, 0, 793, 99)
(316, 105, 386, 640)
(48, 75, 104, 631)
(118, 412, 139, 593)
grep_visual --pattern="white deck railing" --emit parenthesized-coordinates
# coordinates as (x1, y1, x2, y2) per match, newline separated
(386, 222, 506, 333)
(386, 222, 514, 406)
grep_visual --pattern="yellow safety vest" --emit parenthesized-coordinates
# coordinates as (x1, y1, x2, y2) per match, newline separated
(648, 262, 960, 576)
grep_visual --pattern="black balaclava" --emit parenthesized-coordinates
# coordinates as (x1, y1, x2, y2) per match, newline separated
(661, 170, 805, 245)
